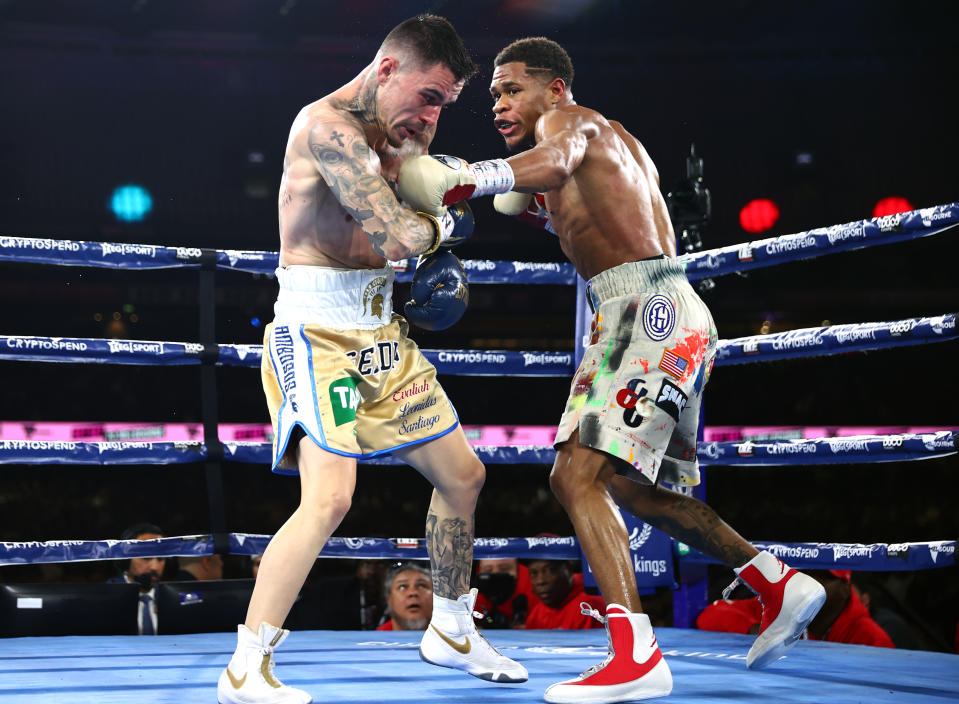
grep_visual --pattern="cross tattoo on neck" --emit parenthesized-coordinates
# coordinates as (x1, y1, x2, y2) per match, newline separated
(330, 130, 345, 147)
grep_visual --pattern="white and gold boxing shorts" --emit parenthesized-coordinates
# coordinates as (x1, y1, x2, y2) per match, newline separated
(261, 265, 459, 474)
(555, 257, 718, 486)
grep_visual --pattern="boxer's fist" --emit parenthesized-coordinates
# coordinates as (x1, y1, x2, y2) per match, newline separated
(404, 250, 470, 331)
(437, 201, 475, 249)
(399, 155, 515, 216)
(492, 190, 531, 216)
(399, 155, 475, 216)
(494, 191, 555, 234)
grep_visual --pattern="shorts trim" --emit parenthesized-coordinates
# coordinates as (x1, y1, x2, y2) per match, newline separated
(301, 325, 327, 446)
(269, 418, 461, 475)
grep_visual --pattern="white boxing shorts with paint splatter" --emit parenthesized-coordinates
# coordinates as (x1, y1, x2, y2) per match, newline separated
(554, 257, 718, 486)
(261, 265, 459, 474)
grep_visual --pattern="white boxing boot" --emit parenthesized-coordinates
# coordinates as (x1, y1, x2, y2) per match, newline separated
(419, 588, 528, 683)
(217, 622, 312, 704)
(544, 604, 672, 703)
(728, 551, 827, 669)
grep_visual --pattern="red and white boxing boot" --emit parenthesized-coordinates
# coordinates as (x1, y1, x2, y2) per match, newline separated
(544, 604, 672, 703)
(727, 551, 827, 669)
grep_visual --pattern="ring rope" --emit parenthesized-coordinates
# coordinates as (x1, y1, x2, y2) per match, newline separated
(1, 313, 954, 372)
(0, 534, 952, 572)
(2, 431, 955, 467)
(1, 202, 955, 280)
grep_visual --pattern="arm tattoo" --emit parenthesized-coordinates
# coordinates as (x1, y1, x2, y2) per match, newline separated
(308, 122, 433, 258)
(425, 510, 474, 599)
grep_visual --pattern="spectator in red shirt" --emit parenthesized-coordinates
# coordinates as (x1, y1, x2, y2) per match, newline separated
(697, 569, 894, 648)
(376, 562, 433, 631)
(474, 558, 540, 628)
(525, 559, 606, 630)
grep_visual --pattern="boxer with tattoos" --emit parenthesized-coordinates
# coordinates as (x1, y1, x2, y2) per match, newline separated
(218, 16, 526, 704)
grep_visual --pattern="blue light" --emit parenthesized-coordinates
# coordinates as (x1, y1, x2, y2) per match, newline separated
(250, 317, 262, 328)
(109, 184, 153, 222)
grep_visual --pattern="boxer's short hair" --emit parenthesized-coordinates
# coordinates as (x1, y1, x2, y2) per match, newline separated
(383, 14, 477, 82)
(494, 37, 574, 89)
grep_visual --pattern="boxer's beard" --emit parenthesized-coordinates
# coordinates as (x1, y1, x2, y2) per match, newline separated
(394, 615, 429, 631)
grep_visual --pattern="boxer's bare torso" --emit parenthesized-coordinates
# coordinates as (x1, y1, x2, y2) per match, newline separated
(278, 61, 461, 268)
(491, 62, 675, 281)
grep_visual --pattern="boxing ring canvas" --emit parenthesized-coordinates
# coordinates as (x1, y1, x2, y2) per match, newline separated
(2, 628, 957, 703)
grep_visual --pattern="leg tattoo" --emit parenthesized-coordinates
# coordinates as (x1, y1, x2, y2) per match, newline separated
(425, 510, 474, 599)
(623, 486, 755, 567)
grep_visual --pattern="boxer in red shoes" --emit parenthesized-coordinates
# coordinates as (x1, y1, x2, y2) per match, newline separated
(218, 16, 528, 704)
(398, 36, 826, 702)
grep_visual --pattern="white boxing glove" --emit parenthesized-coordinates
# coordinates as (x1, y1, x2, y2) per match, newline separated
(493, 191, 555, 235)
(398, 154, 515, 216)
(492, 191, 532, 216)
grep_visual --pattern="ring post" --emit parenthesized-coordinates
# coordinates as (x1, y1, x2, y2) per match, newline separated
(198, 249, 229, 556)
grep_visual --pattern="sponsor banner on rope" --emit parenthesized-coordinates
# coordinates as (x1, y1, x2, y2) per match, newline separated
(424, 349, 573, 376)
(0, 336, 208, 365)
(681, 202, 959, 281)
(713, 314, 957, 366)
(695, 432, 958, 466)
(217, 249, 278, 274)
(395, 259, 575, 285)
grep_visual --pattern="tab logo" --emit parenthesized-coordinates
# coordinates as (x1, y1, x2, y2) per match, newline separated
(655, 380, 688, 422)
(329, 377, 360, 426)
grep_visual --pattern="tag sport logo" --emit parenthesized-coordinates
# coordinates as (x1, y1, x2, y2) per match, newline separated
(642, 294, 675, 342)
(628, 523, 653, 550)
(616, 378, 647, 428)
(736, 441, 755, 457)
(655, 379, 688, 423)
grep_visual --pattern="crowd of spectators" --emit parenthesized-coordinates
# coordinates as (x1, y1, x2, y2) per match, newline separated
(1, 519, 955, 655)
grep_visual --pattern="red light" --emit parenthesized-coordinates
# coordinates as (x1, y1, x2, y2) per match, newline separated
(872, 196, 913, 218)
(739, 199, 780, 234)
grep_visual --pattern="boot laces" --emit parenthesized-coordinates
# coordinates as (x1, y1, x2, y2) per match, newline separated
(579, 602, 606, 624)
(576, 603, 613, 679)
(722, 576, 759, 601)
(259, 646, 286, 688)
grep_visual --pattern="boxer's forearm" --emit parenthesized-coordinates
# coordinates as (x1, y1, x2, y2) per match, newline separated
(505, 129, 588, 193)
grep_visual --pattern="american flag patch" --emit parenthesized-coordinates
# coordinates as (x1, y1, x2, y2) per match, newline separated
(659, 349, 689, 380)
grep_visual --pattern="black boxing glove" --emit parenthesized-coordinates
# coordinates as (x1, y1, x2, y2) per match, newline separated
(404, 250, 469, 331)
